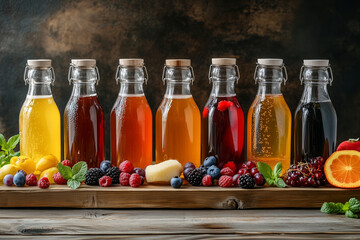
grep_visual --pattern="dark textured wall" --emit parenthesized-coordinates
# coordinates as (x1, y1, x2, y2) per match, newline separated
(0, 0, 359, 159)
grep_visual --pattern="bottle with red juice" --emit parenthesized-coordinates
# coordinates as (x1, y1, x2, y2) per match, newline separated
(64, 59, 105, 168)
(202, 58, 245, 169)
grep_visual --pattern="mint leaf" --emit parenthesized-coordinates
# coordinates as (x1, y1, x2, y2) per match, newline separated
(273, 162, 282, 178)
(265, 178, 274, 186)
(67, 179, 81, 189)
(57, 163, 72, 180)
(342, 202, 350, 212)
(275, 178, 286, 188)
(0, 134, 6, 149)
(336, 202, 345, 213)
(321, 202, 334, 214)
(73, 174, 86, 182)
(345, 210, 358, 219)
(257, 162, 273, 179)
(72, 161, 87, 179)
(7, 135, 20, 151)
(349, 198, 360, 213)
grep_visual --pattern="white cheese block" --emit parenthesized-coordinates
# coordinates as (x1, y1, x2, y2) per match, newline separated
(145, 160, 183, 183)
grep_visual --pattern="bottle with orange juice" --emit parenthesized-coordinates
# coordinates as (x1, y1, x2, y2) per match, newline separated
(19, 59, 61, 163)
(111, 59, 152, 169)
(247, 59, 291, 173)
(156, 59, 201, 167)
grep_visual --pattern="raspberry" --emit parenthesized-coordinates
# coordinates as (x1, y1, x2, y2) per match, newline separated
(219, 175, 233, 188)
(119, 160, 134, 173)
(119, 172, 131, 186)
(99, 176, 112, 187)
(52, 172, 67, 185)
(38, 177, 50, 189)
(220, 167, 235, 177)
(217, 101, 233, 111)
(202, 107, 209, 118)
(26, 173, 37, 186)
(129, 174, 142, 188)
(223, 162, 237, 172)
(202, 175, 212, 186)
(62, 160, 73, 167)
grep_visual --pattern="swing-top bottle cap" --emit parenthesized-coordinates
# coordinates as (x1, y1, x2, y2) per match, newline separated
(303, 59, 329, 67)
(71, 59, 96, 68)
(212, 58, 236, 66)
(27, 59, 52, 68)
(119, 58, 144, 67)
(165, 59, 191, 67)
(257, 58, 283, 66)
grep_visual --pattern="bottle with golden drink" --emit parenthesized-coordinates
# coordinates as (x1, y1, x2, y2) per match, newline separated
(247, 59, 291, 173)
(156, 59, 201, 167)
(19, 59, 61, 162)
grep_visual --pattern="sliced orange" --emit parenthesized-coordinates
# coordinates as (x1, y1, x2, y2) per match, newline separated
(324, 150, 360, 188)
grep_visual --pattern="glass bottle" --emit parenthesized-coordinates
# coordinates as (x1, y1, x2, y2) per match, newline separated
(19, 59, 61, 162)
(202, 58, 245, 169)
(111, 59, 152, 169)
(156, 59, 201, 167)
(294, 60, 337, 163)
(247, 58, 291, 173)
(64, 59, 105, 168)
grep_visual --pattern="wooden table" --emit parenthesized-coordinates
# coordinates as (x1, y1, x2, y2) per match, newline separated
(0, 208, 359, 239)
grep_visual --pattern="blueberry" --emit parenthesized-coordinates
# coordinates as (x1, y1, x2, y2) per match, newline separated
(184, 162, 195, 169)
(16, 170, 27, 177)
(13, 173, 26, 187)
(204, 156, 217, 168)
(170, 176, 183, 189)
(3, 174, 13, 186)
(133, 167, 145, 177)
(100, 160, 112, 173)
(207, 165, 221, 180)
(198, 166, 207, 176)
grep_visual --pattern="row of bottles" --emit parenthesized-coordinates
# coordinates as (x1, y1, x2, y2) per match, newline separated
(19, 58, 337, 171)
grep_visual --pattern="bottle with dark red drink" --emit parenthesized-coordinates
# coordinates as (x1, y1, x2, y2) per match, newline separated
(202, 58, 245, 169)
(64, 59, 105, 168)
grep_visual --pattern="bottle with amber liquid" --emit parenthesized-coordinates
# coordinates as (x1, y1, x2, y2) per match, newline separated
(110, 59, 152, 169)
(156, 59, 201, 167)
(247, 59, 291, 173)
(64, 59, 105, 168)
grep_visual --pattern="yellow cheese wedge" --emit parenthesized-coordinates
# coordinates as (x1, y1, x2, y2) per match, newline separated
(145, 160, 183, 183)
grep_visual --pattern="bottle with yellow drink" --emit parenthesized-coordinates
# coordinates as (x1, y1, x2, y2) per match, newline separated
(19, 59, 61, 164)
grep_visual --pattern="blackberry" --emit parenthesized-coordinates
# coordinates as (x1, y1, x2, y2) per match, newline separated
(106, 167, 120, 184)
(85, 168, 104, 185)
(187, 169, 203, 186)
(238, 175, 256, 189)
(198, 166, 208, 176)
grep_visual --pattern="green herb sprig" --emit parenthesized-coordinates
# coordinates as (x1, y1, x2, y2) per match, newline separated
(0, 134, 20, 167)
(321, 198, 360, 218)
(57, 161, 88, 189)
(257, 162, 286, 188)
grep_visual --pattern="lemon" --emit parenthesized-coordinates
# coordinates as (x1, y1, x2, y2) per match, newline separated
(40, 167, 59, 184)
(11, 156, 35, 174)
(0, 164, 20, 181)
(36, 154, 59, 172)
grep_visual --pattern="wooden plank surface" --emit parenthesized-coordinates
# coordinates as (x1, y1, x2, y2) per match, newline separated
(0, 209, 359, 239)
(0, 185, 359, 209)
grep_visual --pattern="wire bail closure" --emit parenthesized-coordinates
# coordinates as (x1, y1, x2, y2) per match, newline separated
(299, 64, 333, 85)
(162, 65, 195, 85)
(115, 64, 148, 85)
(24, 64, 55, 85)
(208, 64, 240, 84)
(253, 63, 287, 84)
(68, 63, 100, 85)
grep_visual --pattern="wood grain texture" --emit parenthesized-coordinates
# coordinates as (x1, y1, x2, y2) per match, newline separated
(0, 209, 359, 239)
(0, 185, 359, 209)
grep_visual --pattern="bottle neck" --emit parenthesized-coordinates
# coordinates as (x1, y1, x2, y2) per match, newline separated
(71, 82, 97, 97)
(301, 82, 330, 103)
(257, 82, 282, 95)
(119, 82, 144, 96)
(27, 82, 53, 97)
(210, 81, 236, 97)
(165, 82, 191, 97)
